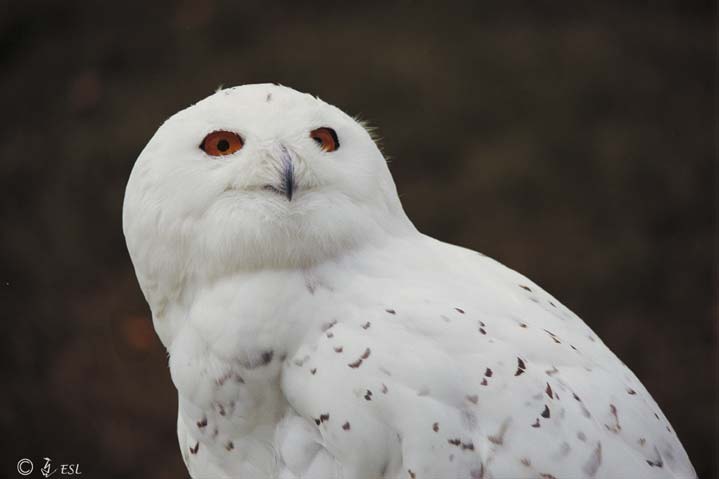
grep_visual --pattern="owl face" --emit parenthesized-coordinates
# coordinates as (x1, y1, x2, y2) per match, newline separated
(123, 85, 412, 299)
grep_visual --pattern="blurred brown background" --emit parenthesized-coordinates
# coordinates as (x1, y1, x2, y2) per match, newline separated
(0, 1, 715, 478)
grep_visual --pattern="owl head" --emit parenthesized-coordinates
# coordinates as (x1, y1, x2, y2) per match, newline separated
(123, 84, 413, 323)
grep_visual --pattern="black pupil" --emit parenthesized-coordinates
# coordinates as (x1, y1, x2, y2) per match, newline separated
(312, 136, 323, 145)
(216, 139, 230, 152)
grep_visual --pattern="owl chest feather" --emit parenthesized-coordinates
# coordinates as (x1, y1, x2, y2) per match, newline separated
(168, 271, 322, 474)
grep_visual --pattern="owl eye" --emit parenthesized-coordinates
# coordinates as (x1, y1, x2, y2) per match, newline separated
(200, 131, 244, 156)
(310, 127, 339, 152)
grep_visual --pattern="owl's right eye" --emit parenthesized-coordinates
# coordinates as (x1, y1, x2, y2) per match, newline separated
(310, 127, 339, 152)
(200, 131, 244, 156)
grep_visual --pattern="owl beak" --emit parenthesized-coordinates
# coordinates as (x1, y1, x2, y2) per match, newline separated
(279, 146, 295, 201)
(262, 146, 296, 201)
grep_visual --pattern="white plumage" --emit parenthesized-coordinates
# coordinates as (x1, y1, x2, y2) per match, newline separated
(123, 84, 696, 479)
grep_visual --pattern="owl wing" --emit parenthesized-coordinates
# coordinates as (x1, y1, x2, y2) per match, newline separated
(279, 241, 696, 479)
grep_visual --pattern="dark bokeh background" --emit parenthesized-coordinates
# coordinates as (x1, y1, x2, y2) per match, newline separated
(1, 1, 715, 478)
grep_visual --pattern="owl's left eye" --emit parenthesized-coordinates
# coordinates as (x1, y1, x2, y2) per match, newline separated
(200, 130, 244, 156)
(310, 127, 339, 152)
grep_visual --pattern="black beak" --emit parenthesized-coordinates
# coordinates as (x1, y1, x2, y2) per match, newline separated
(262, 146, 296, 201)
(279, 146, 294, 201)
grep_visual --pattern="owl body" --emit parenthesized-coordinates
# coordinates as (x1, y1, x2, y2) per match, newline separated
(123, 84, 696, 478)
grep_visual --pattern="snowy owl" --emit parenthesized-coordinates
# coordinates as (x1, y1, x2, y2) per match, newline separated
(123, 84, 696, 479)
